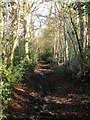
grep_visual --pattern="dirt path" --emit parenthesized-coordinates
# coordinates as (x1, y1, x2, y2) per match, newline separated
(8, 61, 90, 119)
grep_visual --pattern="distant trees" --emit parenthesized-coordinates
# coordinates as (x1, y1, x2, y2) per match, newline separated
(39, 0, 90, 72)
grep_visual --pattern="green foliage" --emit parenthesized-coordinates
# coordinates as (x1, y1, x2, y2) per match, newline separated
(0, 63, 26, 119)
(76, 63, 90, 83)
(39, 47, 54, 63)
(83, 45, 90, 63)
(39, 25, 54, 62)
(13, 46, 21, 65)
(13, 39, 26, 65)
(42, 27, 55, 41)
(29, 46, 38, 65)
(42, 27, 54, 51)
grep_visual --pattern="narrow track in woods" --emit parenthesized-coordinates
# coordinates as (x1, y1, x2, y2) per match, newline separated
(8, 61, 90, 120)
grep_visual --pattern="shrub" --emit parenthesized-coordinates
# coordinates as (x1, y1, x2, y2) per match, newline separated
(39, 48, 53, 63)
(0, 63, 26, 119)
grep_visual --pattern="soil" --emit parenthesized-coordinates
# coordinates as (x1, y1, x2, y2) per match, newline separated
(7, 61, 90, 120)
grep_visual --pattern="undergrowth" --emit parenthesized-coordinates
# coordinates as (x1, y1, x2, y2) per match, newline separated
(0, 53, 39, 120)
(0, 63, 26, 120)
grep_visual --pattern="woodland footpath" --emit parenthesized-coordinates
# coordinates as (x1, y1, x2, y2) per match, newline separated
(0, 0, 90, 119)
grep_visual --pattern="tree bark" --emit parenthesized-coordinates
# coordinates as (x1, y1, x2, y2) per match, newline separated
(10, 0, 20, 64)
(0, 1, 4, 61)
(77, 2, 84, 51)
(87, 2, 90, 62)
(70, 15, 83, 70)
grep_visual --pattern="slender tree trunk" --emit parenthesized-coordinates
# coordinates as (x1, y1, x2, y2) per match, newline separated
(23, 1, 29, 61)
(23, 0, 32, 61)
(0, 1, 4, 61)
(67, 30, 76, 56)
(77, 2, 84, 51)
(53, 3, 57, 63)
(0, 0, 4, 84)
(70, 15, 83, 70)
(63, 21, 67, 62)
(85, 2, 90, 45)
(87, 3, 90, 62)
(84, 2, 90, 63)
(10, 1, 20, 64)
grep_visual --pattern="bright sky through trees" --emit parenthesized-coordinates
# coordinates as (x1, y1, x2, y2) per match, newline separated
(3, 0, 90, 36)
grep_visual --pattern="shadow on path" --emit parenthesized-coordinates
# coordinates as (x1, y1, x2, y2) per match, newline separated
(7, 61, 90, 120)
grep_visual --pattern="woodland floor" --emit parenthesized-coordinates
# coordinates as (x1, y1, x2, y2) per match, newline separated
(7, 61, 90, 120)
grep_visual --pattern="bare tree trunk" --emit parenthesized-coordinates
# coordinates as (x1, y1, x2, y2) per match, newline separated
(70, 15, 83, 71)
(67, 30, 76, 56)
(87, 3, 90, 62)
(23, 0, 33, 61)
(63, 21, 67, 63)
(77, 2, 84, 51)
(88, 14, 90, 57)
(23, 1, 29, 61)
(85, 2, 90, 45)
